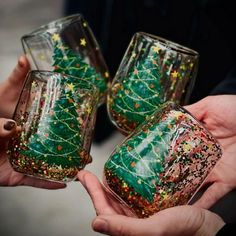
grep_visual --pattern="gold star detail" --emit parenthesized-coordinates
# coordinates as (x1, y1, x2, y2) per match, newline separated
(152, 45, 161, 53)
(80, 38, 87, 46)
(32, 81, 37, 88)
(66, 83, 75, 91)
(52, 33, 60, 42)
(85, 107, 92, 114)
(171, 70, 178, 78)
(183, 143, 192, 152)
(104, 71, 109, 78)
(83, 22, 87, 27)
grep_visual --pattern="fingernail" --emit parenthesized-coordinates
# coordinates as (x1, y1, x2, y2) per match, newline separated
(93, 218, 108, 233)
(18, 56, 25, 67)
(4, 121, 16, 131)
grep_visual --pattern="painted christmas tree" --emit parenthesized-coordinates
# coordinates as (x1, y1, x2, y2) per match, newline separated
(104, 110, 177, 203)
(20, 78, 86, 168)
(52, 34, 108, 99)
(108, 35, 197, 134)
(108, 43, 165, 133)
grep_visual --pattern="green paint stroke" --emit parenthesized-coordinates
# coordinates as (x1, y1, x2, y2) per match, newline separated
(52, 39, 107, 98)
(20, 76, 85, 168)
(105, 111, 177, 202)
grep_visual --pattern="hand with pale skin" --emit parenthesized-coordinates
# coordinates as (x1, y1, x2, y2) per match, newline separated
(78, 170, 225, 236)
(0, 56, 66, 189)
(185, 95, 236, 209)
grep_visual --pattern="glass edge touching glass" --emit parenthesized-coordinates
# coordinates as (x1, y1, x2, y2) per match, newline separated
(135, 31, 199, 57)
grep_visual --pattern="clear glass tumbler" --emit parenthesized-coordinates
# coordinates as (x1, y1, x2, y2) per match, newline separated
(21, 14, 110, 103)
(108, 32, 199, 134)
(7, 71, 99, 182)
(104, 102, 221, 218)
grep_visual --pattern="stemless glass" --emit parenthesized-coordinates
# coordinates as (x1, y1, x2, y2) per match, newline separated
(103, 102, 221, 218)
(108, 32, 199, 135)
(21, 14, 110, 103)
(7, 71, 99, 182)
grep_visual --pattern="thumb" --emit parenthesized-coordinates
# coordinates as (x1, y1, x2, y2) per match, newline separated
(184, 97, 210, 121)
(0, 118, 17, 139)
(92, 215, 150, 236)
(92, 206, 224, 236)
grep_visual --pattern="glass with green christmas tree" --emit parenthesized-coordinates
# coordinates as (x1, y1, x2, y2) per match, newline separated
(7, 70, 99, 183)
(104, 102, 221, 218)
(21, 14, 110, 103)
(107, 32, 199, 135)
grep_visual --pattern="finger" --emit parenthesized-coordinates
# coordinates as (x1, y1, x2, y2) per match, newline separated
(20, 175, 66, 189)
(184, 97, 209, 121)
(92, 214, 151, 236)
(78, 170, 117, 215)
(193, 182, 231, 209)
(7, 56, 30, 85)
(0, 118, 17, 139)
(92, 206, 221, 236)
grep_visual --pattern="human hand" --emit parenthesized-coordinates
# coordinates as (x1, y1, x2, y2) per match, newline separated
(0, 56, 29, 118)
(0, 58, 66, 189)
(78, 170, 225, 236)
(0, 118, 65, 188)
(185, 95, 236, 208)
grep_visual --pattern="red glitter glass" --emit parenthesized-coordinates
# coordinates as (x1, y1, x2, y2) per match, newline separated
(104, 102, 222, 218)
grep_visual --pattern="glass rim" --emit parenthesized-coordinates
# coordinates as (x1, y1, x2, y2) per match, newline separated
(25, 70, 100, 95)
(12, 69, 100, 121)
(135, 32, 199, 57)
(21, 14, 84, 39)
(153, 101, 221, 148)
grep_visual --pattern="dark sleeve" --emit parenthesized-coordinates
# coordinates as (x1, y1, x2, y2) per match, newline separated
(210, 66, 236, 95)
(216, 223, 236, 236)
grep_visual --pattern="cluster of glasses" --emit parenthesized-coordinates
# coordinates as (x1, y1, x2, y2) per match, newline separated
(8, 14, 222, 218)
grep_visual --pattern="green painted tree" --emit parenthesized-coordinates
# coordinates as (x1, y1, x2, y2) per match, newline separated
(52, 36, 107, 98)
(104, 112, 177, 202)
(20, 78, 85, 168)
(108, 43, 165, 132)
